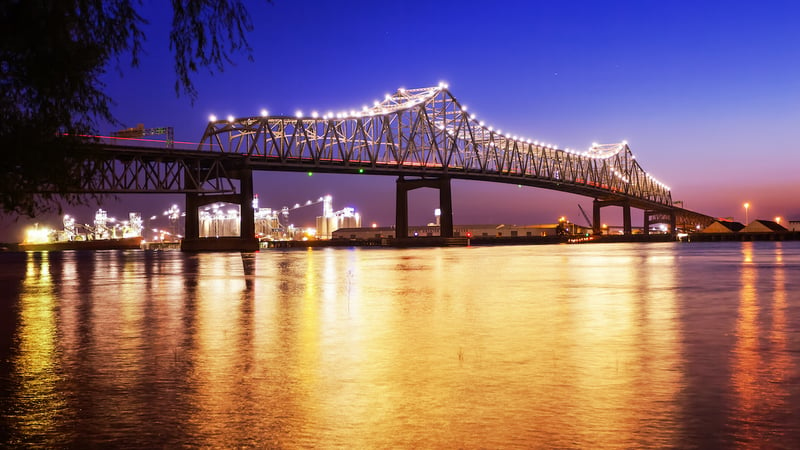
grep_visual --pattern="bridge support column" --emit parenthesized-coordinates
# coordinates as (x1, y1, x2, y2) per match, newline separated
(592, 200, 602, 235)
(181, 167, 259, 252)
(643, 210, 677, 235)
(622, 203, 632, 235)
(185, 193, 201, 240)
(239, 168, 256, 242)
(594, 199, 633, 235)
(396, 176, 453, 240)
(438, 177, 453, 238)
(669, 212, 677, 235)
(396, 177, 409, 239)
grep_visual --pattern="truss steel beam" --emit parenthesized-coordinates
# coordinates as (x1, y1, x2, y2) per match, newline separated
(36, 146, 240, 194)
(199, 86, 674, 211)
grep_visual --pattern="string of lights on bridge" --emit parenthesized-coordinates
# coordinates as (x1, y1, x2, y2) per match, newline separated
(206, 81, 672, 192)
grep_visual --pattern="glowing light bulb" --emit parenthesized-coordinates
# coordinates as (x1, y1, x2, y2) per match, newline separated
(209, 114, 217, 122)
(227, 115, 234, 122)
(260, 109, 268, 117)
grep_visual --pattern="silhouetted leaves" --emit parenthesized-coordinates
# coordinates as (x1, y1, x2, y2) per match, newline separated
(0, 0, 259, 216)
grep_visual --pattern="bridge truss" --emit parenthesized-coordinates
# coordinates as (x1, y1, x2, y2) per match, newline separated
(199, 85, 673, 210)
(46, 145, 241, 195)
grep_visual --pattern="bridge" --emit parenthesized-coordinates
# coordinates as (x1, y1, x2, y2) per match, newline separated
(62, 84, 713, 250)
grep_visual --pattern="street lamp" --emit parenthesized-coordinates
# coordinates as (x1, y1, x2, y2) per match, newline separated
(163, 204, 181, 241)
(744, 202, 750, 224)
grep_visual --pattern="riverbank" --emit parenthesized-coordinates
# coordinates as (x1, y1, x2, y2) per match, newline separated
(5, 231, 798, 252)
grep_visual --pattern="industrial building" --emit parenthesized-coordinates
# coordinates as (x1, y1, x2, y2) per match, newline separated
(199, 194, 360, 240)
(701, 220, 746, 234)
(332, 222, 590, 240)
(315, 196, 361, 239)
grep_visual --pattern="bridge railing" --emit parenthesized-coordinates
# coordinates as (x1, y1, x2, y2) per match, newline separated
(69, 134, 236, 194)
(91, 134, 214, 152)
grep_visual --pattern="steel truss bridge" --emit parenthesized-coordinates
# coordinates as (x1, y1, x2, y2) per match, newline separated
(65, 85, 712, 249)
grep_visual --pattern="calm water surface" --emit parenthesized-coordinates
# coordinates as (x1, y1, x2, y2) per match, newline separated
(1, 241, 799, 448)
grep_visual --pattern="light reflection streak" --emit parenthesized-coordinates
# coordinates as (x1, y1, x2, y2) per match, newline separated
(57, 252, 80, 364)
(730, 242, 791, 447)
(731, 242, 759, 425)
(283, 244, 685, 447)
(769, 243, 790, 392)
(189, 254, 250, 446)
(12, 252, 65, 443)
(557, 245, 681, 447)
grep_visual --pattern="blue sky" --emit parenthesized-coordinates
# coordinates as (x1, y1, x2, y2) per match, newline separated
(3, 0, 799, 241)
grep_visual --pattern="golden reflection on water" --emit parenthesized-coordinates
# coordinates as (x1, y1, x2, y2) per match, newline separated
(189, 254, 251, 446)
(6, 246, 686, 447)
(527, 245, 682, 447)
(13, 252, 65, 442)
(6, 243, 800, 447)
(205, 244, 685, 448)
(730, 242, 792, 447)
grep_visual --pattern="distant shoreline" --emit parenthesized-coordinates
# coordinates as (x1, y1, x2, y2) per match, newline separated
(3, 231, 799, 253)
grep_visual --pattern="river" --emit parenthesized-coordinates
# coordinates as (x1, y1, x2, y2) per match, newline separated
(1, 241, 799, 448)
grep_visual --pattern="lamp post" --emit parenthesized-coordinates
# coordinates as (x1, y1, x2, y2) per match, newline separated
(744, 202, 750, 224)
(163, 204, 182, 241)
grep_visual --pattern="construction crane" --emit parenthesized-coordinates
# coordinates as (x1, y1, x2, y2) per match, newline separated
(577, 204, 592, 228)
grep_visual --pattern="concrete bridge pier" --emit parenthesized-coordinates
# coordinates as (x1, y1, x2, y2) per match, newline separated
(644, 210, 677, 235)
(184, 192, 201, 240)
(592, 199, 633, 235)
(396, 176, 453, 239)
(623, 203, 632, 235)
(181, 167, 259, 251)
